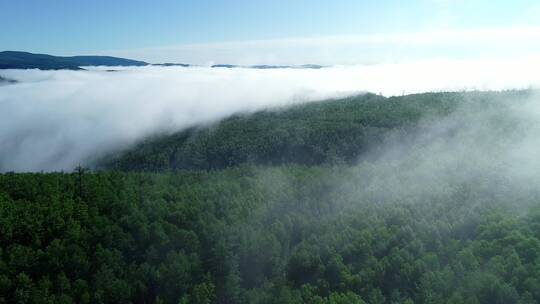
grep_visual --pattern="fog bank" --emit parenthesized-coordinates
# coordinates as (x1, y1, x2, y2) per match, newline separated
(1, 58, 539, 172)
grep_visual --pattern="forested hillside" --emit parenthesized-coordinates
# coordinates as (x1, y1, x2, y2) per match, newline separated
(2, 90, 540, 303)
(2, 166, 540, 303)
(101, 90, 530, 172)
(101, 92, 438, 170)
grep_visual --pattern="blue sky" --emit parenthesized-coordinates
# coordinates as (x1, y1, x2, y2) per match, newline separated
(2, 0, 540, 64)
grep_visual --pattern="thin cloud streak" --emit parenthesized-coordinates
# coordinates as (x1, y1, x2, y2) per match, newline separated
(103, 26, 540, 65)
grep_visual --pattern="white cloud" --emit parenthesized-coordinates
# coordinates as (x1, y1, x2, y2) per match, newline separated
(1, 56, 540, 172)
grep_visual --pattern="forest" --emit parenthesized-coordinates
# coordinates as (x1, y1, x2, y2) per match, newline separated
(2, 90, 540, 303)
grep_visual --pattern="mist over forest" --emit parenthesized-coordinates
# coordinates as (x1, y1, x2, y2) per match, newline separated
(3, 57, 540, 302)
(3, 0, 540, 301)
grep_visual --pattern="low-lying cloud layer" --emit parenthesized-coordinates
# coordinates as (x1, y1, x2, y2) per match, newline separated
(1, 57, 540, 172)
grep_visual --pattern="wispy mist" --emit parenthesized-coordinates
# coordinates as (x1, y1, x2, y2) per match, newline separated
(1, 58, 539, 172)
(345, 90, 540, 209)
(248, 90, 540, 235)
(106, 26, 540, 65)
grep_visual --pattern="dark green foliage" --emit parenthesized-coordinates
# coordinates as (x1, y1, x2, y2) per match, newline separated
(1, 164, 540, 303)
(101, 92, 449, 171)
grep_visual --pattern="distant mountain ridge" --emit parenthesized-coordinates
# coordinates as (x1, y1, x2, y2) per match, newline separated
(0, 51, 148, 70)
(209, 64, 325, 69)
(0, 50, 326, 70)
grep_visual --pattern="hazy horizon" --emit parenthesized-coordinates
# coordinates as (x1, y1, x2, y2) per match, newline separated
(3, 1, 540, 65)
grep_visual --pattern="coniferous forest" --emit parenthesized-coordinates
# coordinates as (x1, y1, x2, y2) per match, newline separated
(3, 91, 540, 303)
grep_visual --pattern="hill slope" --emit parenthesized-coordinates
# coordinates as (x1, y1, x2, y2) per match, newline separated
(102, 91, 529, 171)
(3, 160, 540, 303)
(0, 51, 148, 70)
